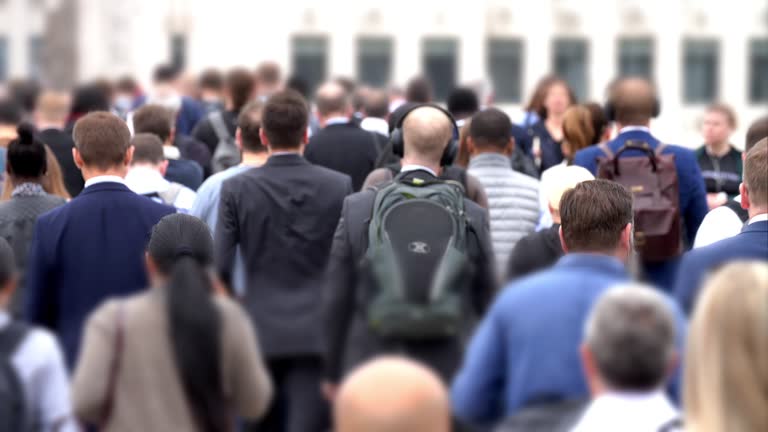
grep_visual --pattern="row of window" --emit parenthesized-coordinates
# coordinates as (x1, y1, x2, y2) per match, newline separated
(0, 35, 44, 82)
(291, 36, 768, 104)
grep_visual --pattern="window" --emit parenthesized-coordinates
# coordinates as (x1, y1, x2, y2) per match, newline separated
(292, 36, 328, 99)
(0, 37, 7, 82)
(170, 33, 186, 71)
(422, 38, 457, 101)
(487, 39, 523, 103)
(553, 38, 588, 101)
(28, 35, 43, 79)
(749, 38, 768, 103)
(618, 38, 653, 80)
(357, 37, 392, 87)
(683, 39, 718, 104)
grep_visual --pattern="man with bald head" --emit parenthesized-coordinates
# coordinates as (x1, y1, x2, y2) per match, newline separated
(573, 78, 708, 291)
(305, 81, 379, 190)
(335, 357, 451, 432)
(323, 105, 495, 395)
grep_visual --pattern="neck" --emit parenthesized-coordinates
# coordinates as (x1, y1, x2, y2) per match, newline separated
(546, 114, 564, 125)
(617, 121, 650, 130)
(36, 120, 65, 131)
(81, 166, 127, 181)
(400, 157, 441, 175)
(320, 113, 346, 128)
(749, 208, 768, 219)
(241, 151, 269, 167)
(706, 141, 731, 157)
(268, 146, 302, 156)
(9, 177, 43, 188)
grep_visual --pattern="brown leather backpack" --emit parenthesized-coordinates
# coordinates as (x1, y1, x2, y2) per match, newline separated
(597, 140, 682, 262)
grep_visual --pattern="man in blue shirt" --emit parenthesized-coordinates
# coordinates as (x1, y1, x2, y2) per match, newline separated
(452, 180, 635, 427)
(573, 78, 708, 291)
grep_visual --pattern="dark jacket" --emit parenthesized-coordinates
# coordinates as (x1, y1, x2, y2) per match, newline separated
(517, 121, 564, 173)
(305, 122, 379, 191)
(0, 192, 66, 315)
(215, 154, 353, 358)
(192, 109, 238, 156)
(695, 145, 742, 197)
(24, 182, 175, 367)
(495, 399, 588, 432)
(507, 224, 563, 282)
(323, 169, 496, 384)
(134, 95, 204, 137)
(38, 128, 85, 197)
(174, 134, 212, 176)
(166, 158, 203, 190)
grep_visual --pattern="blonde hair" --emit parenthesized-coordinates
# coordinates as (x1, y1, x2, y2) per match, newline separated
(2, 145, 70, 201)
(684, 261, 768, 432)
(562, 105, 596, 161)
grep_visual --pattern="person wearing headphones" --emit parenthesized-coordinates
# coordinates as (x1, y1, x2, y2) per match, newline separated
(322, 105, 496, 400)
(573, 78, 708, 291)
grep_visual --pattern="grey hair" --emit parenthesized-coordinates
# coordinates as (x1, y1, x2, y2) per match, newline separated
(584, 283, 677, 391)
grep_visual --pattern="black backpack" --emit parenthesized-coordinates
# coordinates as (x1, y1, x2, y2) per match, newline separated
(0, 322, 30, 432)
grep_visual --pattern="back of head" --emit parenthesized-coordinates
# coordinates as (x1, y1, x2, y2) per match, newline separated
(237, 100, 265, 153)
(468, 108, 511, 152)
(684, 262, 768, 432)
(744, 139, 768, 209)
(8, 79, 41, 114)
(153, 64, 180, 84)
(525, 75, 559, 113)
(70, 84, 110, 116)
(545, 166, 595, 211)
(199, 69, 224, 92)
(405, 77, 433, 103)
(132, 104, 174, 142)
(262, 90, 308, 150)
(147, 213, 227, 432)
(745, 115, 768, 152)
(559, 179, 633, 252)
(584, 102, 609, 144)
(115, 76, 138, 94)
(225, 68, 255, 113)
(256, 61, 282, 88)
(447, 87, 479, 119)
(609, 78, 658, 126)
(0, 99, 22, 125)
(335, 357, 450, 432)
(562, 105, 596, 158)
(73, 111, 131, 170)
(36, 91, 71, 124)
(364, 89, 390, 119)
(0, 237, 16, 291)
(286, 76, 310, 101)
(7, 124, 47, 179)
(316, 81, 350, 118)
(402, 106, 454, 163)
(131, 133, 165, 165)
(584, 284, 676, 392)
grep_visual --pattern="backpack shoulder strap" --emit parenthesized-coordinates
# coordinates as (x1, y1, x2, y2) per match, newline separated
(208, 111, 231, 143)
(0, 322, 29, 357)
(655, 142, 669, 156)
(598, 142, 615, 158)
(158, 183, 184, 206)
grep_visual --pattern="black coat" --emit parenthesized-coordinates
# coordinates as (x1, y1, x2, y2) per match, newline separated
(304, 122, 379, 191)
(215, 153, 353, 358)
(38, 128, 84, 197)
(323, 169, 496, 384)
(506, 224, 564, 282)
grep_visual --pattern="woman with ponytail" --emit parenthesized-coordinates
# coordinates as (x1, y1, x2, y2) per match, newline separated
(72, 214, 272, 431)
(0, 124, 67, 314)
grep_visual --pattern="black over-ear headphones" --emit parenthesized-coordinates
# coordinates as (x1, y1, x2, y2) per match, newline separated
(390, 103, 459, 167)
(604, 93, 661, 122)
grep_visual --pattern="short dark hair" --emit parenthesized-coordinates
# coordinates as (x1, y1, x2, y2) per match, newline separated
(286, 76, 309, 100)
(447, 87, 479, 118)
(584, 102, 608, 144)
(7, 124, 47, 179)
(72, 111, 131, 170)
(256, 62, 281, 86)
(154, 64, 180, 83)
(746, 115, 768, 152)
(199, 69, 224, 91)
(262, 90, 308, 150)
(469, 108, 512, 150)
(0, 99, 22, 125)
(70, 84, 110, 115)
(560, 180, 634, 252)
(131, 133, 165, 164)
(225, 68, 256, 113)
(744, 139, 768, 208)
(610, 78, 658, 125)
(0, 237, 16, 287)
(115, 76, 138, 93)
(405, 76, 433, 103)
(363, 90, 389, 119)
(9, 79, 41, 113)
(133, 104, 174, 142)
(237, 101, 265, 153)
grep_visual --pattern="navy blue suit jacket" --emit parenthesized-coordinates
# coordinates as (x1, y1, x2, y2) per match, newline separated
(573, 129, 708, 291)
(674, 220, 768, 315)
(24, 182, 175, 367)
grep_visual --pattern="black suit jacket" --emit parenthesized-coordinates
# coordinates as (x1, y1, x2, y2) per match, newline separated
(506, 224, 564, 282)
(215, 154, 353, 358)
(38, 128, 85, 197)
(323, 169, 496, 383)
(304, 122, 379, 191)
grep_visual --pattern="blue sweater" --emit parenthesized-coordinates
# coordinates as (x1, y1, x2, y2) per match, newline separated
(451, 254, 687, 427)
(573, 129, 708, 291)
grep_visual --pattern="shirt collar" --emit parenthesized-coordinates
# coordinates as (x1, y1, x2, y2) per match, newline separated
(573, 391, 677, 432)
(749, 213, 768, 225)
(11, 182, 47, 198)
(400, 164, 438, 177)
(468, 152, 512, 167)
(557, 253, 627, 277)
(618, 126, 651, 134)
(84, 175, 126, 189)
(324, 117, 350, 127)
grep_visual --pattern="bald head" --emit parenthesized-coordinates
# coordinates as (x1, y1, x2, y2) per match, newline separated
(335, 357, 450, 432)
(316, 81, 350, 119)
(402, 107, 454, 164)
(610, 78, 658, 126)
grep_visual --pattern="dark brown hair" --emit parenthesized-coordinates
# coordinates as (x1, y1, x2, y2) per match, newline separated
(584, 102, 609, 144)
(745, 115, 768, 152)
(131, 133, 165, 164)
(405, 76, 433, 103)
(133, 104, 174, 142)
(199, 69, 224, 91)
(744, 139, 767, 208)
(72, 111, 131, 170)
(256, 62, 282, 86)
(262, 90, 308, 149)
(525, 75, 576, 120)
(469, 108, 512, 151)
(237, 101, 265, 153)
(560, 179, 633, 252)
(225, 68, 256, 113)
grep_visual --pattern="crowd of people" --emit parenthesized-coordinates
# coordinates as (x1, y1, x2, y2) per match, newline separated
(0, 61, 766, 432)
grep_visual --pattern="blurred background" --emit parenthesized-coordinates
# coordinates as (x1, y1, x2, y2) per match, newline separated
(0, 0, 766, 145)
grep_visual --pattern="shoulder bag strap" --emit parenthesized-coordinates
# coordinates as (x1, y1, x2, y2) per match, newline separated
(100, 302, 126, 429)
(598, 142, 615, 159)
(655, 142, 669, 156)
(209, 111, 231, 143)
(0, 322, 29, 356)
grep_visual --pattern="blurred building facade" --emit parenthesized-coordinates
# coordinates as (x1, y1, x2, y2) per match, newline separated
(0, 0, 766, 145)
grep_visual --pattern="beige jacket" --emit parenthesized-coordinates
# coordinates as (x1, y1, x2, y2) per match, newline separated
(72, 289, 273, 431)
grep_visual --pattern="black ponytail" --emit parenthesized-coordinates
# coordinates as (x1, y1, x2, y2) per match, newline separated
(7, 123, 47, 179)
(148, 214, 228, 432)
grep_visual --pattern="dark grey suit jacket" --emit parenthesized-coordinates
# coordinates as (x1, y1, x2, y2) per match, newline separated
(215, 153, 353, 358)
(323, 169, 496, 383)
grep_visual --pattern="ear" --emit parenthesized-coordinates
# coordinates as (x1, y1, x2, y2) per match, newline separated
(620, 223, 633, 253)
(73, 147, 84, 170)
(145, 252, 157, 279)
(740, 183, 750, 210)
(506, 137, 516, 156)
(666, 351, 680, 381)
(259, 129, 269, 149)
(580, 344, 600, 395)
(159, 160, 169, 176)
(124, 146, 135, 166)
(235, 128, 243, 151)
(302, 128, 309, 145)
(467, 136, 477, 156)
(559, 225, 569, 253)
(169, 127, 176, 145)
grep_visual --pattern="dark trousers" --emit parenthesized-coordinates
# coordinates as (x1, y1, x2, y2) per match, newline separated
(245, 355, 329, 432)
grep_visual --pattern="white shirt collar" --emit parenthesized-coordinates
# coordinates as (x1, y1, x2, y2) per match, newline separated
(749, 213, 768, 225)
(324, 117, 350, 127)
(571, 391, 678, 432)
(618, 126, 651, 134)
(400, 164, 438, 177)
(124, 166, 170, 195)
(84, 175, 126, 189)
(360, 117, 389, 137)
